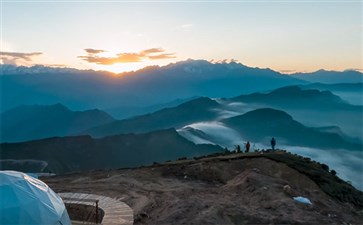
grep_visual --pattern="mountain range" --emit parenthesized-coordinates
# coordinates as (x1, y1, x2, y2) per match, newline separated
(2, 84, 362, 150)
(81, 86, 362, 147)
(1, 60, 306, 112)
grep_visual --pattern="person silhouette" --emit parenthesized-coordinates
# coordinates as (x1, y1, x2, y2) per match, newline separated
(271, 137, 276, 150)
(245, 141, 250, 153)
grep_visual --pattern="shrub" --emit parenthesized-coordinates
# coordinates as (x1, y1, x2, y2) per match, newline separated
(321, 164, 329, 172)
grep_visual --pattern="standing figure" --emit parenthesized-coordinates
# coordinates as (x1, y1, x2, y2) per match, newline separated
(245, 141, 250, 153)
(236, 145, 241, 153)
(271, 137, 276, 150)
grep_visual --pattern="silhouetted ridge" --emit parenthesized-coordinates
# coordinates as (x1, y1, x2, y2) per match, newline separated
(292, 69, 363, 83)
(0, 129, 223, 174)
(177, 97, 219, 108)
(1, 104, 115, 143)
(232, 85, 349, 108)
(235, 108, 293, 122)
(82, 97, 220, 138)
(270, 86, 342, 101)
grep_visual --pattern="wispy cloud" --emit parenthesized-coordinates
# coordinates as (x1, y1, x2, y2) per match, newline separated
(148, 53, 176, 60)
(84, 48, 106, 54)
(140, 48, 165, 54)
(0, 51, 43, 65)
(181, 24, 193, 29)
(78, 48, 176, 65)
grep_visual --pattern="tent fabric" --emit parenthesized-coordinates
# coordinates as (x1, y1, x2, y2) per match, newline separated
(0, 171, 71, 225)
(293, 196, 313, 205)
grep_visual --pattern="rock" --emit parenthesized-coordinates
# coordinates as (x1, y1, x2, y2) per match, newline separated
(252, 168, 260, 173)
(283, 185, 292, 195)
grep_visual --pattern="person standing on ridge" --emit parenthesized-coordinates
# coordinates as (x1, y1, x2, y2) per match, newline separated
(245, 141, 250, 153)
(271, 137, 276, 150)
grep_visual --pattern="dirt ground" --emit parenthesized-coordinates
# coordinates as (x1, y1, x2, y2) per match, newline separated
(43, 154, 363, 225)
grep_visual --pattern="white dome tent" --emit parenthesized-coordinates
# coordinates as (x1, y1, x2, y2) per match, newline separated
(0, 171, 71, 225)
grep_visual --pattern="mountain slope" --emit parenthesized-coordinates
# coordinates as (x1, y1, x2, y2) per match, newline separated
(83, 97, 221, 137)
(222, 108, 362, 151)
(0, 103, 115, 143)
(0, 129, 223, 174)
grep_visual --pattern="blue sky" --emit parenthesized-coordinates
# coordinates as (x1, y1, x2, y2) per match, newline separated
(1, 0, 362, 73)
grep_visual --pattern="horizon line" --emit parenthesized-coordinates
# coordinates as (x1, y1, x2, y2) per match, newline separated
(1, 60, 362, 75)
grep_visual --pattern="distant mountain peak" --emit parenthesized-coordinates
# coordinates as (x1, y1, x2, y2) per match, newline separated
(269, 85, 342, 100)
(271, 85, 302, 93)
(50, 103, 70, 110)
(237, 108, 293, 121)
(291, 69, 363, 83)
(178, 97, 219, 108)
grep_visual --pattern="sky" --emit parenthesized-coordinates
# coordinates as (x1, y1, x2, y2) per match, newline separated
(1, 0, 362, 73)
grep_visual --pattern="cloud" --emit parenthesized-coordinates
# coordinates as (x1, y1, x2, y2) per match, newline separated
(84, 48, 106, 54)
(0, 51, 43, 65)
(140, 48, 165, 54)
(1, 57, 17, 65)
(79, 48, 176, 65)
(148, 53, 176, 60)
(179, 122, 244, 149)
(181, 24, 193, 29)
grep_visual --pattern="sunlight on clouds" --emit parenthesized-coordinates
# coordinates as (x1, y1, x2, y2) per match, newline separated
(78, 47, 176, 66)
(93, 58, 178, 74)
(0, 51, 43, 66)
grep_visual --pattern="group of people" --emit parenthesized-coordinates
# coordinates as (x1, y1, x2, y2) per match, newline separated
(243, 137, 276, 152)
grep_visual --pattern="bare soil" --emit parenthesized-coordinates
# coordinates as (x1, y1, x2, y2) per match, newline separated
(43, 152, 363, 225)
